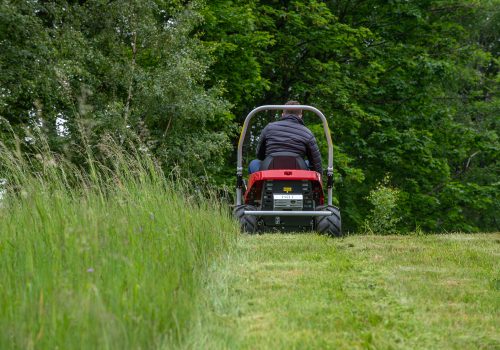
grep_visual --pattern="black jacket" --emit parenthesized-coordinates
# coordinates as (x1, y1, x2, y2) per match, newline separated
(256, 114, 323, 173)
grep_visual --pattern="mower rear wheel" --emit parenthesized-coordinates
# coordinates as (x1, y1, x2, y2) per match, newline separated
(233, 204, 258, 233)
(315, 205, 342, 237)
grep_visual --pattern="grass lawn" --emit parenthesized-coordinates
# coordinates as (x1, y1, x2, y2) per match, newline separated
(193, 233, 500, 349)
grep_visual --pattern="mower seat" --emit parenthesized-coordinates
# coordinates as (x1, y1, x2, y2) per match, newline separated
(259, 152, 309, 171)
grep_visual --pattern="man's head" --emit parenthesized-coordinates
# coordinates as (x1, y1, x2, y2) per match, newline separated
(282, 100, 302, 118)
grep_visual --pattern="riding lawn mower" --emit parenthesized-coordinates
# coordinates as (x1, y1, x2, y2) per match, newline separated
(233, 105, 341, 236)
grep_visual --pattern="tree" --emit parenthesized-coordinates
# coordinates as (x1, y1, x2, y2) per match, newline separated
(0, 0, 232, 179)
(202, 0, 499, 232)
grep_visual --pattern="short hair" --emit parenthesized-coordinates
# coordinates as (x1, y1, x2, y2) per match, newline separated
(283, 100, 302, 116)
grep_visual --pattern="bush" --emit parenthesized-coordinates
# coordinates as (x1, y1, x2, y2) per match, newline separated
(364, 176, 401, 234)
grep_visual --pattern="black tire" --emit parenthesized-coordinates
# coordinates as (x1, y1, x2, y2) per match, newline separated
(315, 205, 342, 237)
(233, 204, 258, 233)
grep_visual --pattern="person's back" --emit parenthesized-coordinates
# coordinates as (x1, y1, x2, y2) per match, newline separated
(250, 101, 323, 174)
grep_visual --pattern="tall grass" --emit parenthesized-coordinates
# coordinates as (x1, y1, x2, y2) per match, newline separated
(0, 136, 238, 349)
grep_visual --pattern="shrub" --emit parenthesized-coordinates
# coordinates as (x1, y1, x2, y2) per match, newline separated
(364, 176, 401, 234)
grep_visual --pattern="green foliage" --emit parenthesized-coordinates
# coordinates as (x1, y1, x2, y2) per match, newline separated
(0, 137, 237, 349)
(364, 176, 401, 234)
(201, 0, 499, 232)
(0, 0, 232, 180)
(1, 0, 498, 232)
(200, 0, 273, 118)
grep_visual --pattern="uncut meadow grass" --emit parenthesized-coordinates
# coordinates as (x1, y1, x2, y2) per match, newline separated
(0, 139, 238, 349)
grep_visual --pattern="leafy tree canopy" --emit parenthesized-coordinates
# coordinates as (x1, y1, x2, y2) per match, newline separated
(1, 0, 498, 232)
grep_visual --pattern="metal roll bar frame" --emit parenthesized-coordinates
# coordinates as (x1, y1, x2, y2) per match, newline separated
(236, 105, 334, 207)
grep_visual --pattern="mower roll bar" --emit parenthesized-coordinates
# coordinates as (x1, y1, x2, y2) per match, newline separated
(236, 105, 334, 206)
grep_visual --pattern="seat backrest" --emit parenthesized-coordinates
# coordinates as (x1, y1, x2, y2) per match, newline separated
(260, 152, 308, 171)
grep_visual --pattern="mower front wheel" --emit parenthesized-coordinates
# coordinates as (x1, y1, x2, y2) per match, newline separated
(233, 204, 258, 233)
(315, 205, 342, 237)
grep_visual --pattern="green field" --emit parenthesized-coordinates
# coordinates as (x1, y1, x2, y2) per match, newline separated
(0, 153, 498, 349)
(194, 233, 500, 350)
(1, 1, 499, 348)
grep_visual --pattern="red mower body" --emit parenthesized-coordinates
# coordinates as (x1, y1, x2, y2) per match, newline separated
(244, 169, 325, 206)
(240, 168, 328, 231)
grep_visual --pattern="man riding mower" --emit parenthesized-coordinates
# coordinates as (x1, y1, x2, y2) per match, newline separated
(233, 102, 341, 236)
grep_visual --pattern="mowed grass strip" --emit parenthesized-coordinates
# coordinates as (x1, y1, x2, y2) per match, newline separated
(197, 233, 500, 349)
